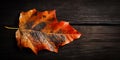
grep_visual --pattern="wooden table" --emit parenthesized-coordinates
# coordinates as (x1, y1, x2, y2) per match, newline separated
(1, 0, 120, 60)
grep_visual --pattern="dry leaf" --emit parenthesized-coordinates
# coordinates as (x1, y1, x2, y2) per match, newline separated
(16, 9, 81, 54)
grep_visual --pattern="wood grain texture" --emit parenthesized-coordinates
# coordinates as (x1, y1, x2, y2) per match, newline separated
(1, 0, 120, 25)
(0, 0, 120, 60)
(1, 26, 120, 60)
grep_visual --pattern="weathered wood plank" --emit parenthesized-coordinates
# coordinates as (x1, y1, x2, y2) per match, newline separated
(1, 26, 120, 60)
(1, 0, 120, 25)
(56, 0, 120, 24)
(73, 26, 120, 42)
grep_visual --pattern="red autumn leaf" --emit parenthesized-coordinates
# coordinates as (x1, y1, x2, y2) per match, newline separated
(16, 9, 81, 54)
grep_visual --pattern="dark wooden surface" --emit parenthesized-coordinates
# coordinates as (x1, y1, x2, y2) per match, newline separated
(0, 0, 120, 60)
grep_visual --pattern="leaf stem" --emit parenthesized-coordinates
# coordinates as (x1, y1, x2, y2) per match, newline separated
(4, 26, 18, 29)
